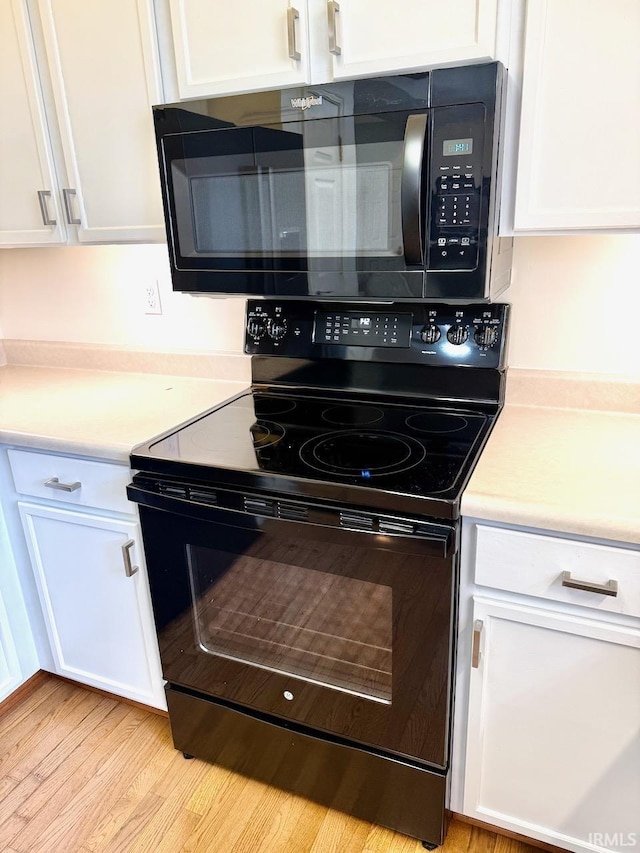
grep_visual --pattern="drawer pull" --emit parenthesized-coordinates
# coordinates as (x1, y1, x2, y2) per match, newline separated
(561, 571, 618, 597)
(122, 540, 139, 578)
(44, 476, 81, 492)
(471, 619, 483, 668)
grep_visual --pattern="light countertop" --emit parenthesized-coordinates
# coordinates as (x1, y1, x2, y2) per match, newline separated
(1, 360, 638, 546)
(462, 381, 640, 546)
(0, 365, 246, 462)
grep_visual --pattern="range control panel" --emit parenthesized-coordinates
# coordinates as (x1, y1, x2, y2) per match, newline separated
(245, 301, 509, 369)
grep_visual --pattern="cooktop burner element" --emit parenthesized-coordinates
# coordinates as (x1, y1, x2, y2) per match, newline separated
(249, 420, 285, 448)
(300, 430, 426, 477)
(253, 397, 297, 416)
(322, 405, 385, 426)
(406, 412, 469, 434)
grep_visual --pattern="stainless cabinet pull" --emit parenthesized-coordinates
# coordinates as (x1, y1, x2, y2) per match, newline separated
(471, 619, 483, 668)
(37, 190, 56, 226)
(44, 476, 81, 492)
(561, 571, 618, 597)
(287, 7, 301, 61)
(122, 540, 139, 578)
(328, 0, 341, 55)
(62, 188, 81, 225)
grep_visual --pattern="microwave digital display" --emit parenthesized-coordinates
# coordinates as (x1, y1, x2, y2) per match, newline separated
(442, 138, 473, 156)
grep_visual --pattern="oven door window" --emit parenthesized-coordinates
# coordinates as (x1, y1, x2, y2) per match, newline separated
(188, 543, 392, 704)
(140, 507, 453, 768)
(162, 109, 426, 274)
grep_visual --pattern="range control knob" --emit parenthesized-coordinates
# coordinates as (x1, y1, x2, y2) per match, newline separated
(474, 325, 499, 348)
(246, 316, 267, 339)
(446, 324, 469, 345)
(419, 324, 441, 345)
(267, 318, 288, 340)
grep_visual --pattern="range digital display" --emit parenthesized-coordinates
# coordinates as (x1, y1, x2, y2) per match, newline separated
(315, 312, 412, 347)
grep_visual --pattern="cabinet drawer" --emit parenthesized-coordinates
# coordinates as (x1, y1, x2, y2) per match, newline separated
(8, 449, 132, 515)
(474, 524, 640, 618)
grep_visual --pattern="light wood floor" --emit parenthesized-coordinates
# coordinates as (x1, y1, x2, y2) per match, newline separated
(0, 675, 540, 853)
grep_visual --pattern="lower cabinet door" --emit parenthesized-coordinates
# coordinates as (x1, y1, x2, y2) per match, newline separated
(463, 597, 640, 853)
(18, 502, 165, 709)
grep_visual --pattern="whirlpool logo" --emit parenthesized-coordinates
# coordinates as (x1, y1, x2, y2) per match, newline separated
(290, 95, 323, 110)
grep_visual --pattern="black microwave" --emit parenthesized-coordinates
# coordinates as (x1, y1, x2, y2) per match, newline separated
(153, 63, 509, 301)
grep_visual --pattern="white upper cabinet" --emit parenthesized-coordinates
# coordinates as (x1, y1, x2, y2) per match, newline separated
(328, 0, 498, 81)
(0, 0, 165, 247)
(513, 0, 640, 231)
(168, 0, 312, 99)
(0, 0, 65, 246)
(164, 0, 499, 99)
(35, 0, 166, 243)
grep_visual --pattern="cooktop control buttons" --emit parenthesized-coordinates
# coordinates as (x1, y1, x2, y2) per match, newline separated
(419, 324, 442, 345)
(267, 318, 287, 340)
(474, 325, 498, 348)
(246, 316, 267, 339)
(446, 325, 469, 345)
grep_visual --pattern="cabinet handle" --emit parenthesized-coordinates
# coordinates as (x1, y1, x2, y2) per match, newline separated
(287, 7, 301, 61)
(44, 476, 81, 492)
(122, 540, 139, 578)
(37, 190, 56, 226)
(328, 0, 341, 55)
(561, 571, 618, 597)
(471, 619, 483, 668)
(62, 188, 81, 225)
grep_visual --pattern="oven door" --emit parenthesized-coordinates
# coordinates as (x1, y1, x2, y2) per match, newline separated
(131, 486, 456, 769)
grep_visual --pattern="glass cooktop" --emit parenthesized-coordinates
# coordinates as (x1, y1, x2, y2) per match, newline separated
(146, 390, 493, 500)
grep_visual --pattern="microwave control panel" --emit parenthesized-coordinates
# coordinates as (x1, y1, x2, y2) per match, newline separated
(428, 103, 486, 273)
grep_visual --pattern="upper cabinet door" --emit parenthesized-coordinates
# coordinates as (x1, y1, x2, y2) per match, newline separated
(169, 0, 311, 99)
(328, 0, 498, 81)
(0, 0, 65, 246)
(36, 0, 165, 243)
(514, 0, 640, 231)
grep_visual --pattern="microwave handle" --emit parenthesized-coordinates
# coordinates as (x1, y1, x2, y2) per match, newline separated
(401, 113, 428, 266)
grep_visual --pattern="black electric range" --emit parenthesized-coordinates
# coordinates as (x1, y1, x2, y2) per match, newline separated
(130, 300, 508, 521)
(128, 299, 509, 848)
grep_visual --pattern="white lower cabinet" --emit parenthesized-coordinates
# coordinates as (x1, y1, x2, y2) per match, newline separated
(455, 520, 640, 853)
(17, 501, 165, 709)
(464, 597, 640, 853)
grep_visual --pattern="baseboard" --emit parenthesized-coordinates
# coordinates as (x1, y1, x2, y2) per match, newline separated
(51, 674, 168, 717)
(453, 812, 567, 853)
(0, 670, 49, 718)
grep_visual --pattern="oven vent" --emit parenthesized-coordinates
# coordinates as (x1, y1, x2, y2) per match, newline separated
(378, 520, 415, 535)
(339, 512, 374, 531)
(189, 488, 218, 506)
(244, 497, 275, 516)
(158, 483, 187, 499)
(277, 502, 308, 522)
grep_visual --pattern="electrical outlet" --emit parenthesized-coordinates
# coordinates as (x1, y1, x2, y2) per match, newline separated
(144, 280, 162, 315)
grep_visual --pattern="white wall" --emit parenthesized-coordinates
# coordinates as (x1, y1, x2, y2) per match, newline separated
(0, 243, 246, 354)
(0, 235, 639, 376)
(508, 235, 640, 376)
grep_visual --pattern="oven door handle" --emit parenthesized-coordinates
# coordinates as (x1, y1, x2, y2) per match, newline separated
(401, 113, 428, 267)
